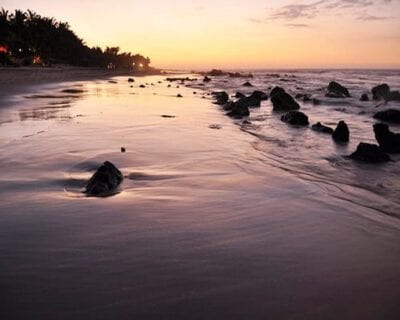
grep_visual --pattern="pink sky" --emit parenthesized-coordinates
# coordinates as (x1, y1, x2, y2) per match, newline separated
(3, 0, 400, 69)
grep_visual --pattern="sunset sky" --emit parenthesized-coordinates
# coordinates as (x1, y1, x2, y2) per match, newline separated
(3, 0, 400, 69)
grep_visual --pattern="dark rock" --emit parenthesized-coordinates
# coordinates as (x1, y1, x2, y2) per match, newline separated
(121, 147, 126, 153)
(212, 91, 229, 105)
(270, 87, 300, 111)
(61, 89, 86, 94)
(372, 84, 390, 100)
(207, 69, 226, 76)
(270, 86, 286, 98)
(161, 115, 176, 118)
(85, 161, 123, 196)
(234, 92, 245, 99)
(223, 101, 235, 111)
(373, 123, 400, 153)
(209, 124, 222, 130)
(193, 91, 197, 95)
(139, 85, 146, 88)
(312, 98, 322, 105)
(332, 121, 350, 143)
(242, 81, 253, 87)
(326, 81, 351, 98)
(249, 90, 268, 101)
(203, 76, 211, 82)
(281, 111, 309, 126)
(360, 93, 369, 101)
(227, 103, 250, 119)
(128, 78, 135, 82)
(108, 80, 117, 84)
(235, 96, 261, 109)
(349, 143, 390, 163)
(311, 122, 334, 134)
(167, 84, 171, 88)
(228, 72, 253, 78)
(177, 94, 183, 98)
(374, 109, 400, 124)
(388, 91, 400, 101)
(295, 93, 312, 102)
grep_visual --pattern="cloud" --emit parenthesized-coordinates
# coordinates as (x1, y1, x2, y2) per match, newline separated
(249, 0, 397, 26)
(285, 23, 312, 28)
(269, 0, 325, 20)
(356, 14, 391, 20)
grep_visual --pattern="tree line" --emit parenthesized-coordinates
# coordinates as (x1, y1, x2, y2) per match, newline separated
(0, 8, 152, 70)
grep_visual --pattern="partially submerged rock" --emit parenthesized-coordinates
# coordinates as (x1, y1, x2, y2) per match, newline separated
(372, 84, 390, 100)
(326, 81, 351, 98)
(295, 93, 312, 102)
(349, 143, 390, 163)
(207, 69, 227, 76)
(235, 95, 261, 108)
(281, 111, 309, 126)
(311, 122, 334, 134)
(373, 123, 400, 153)
(373, 109, 400, 124)
(226, 103, 250, 119)
(360, 93, 369, 101)
(177, 93, 183, 98)
(128, 78, 135, 82)
(332, 121, 350, 143)
(203, 76, 211, 82)
(270, 87, 300, 111)
(212, 91, 229, 105)
(234, 92, 245, 99)
(229, 72, 253, 78)
(249, 90, 268, 101)
(242, 81, 253, 87)
(85, 161, 124, 196)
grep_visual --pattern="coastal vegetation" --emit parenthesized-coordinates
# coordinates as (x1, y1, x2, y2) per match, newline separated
(0, 8, 152, 70)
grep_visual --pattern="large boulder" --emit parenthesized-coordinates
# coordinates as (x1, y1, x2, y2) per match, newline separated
(281, 111, 309, 126)
(349, 143, 390, 163)
(270, 87, 300, 111)
(85, 161, 124, 196)
(373, 123, 400, 153)
(373, 109, 400, 124)
(212, 91, 229, 105)
(326, 81, 351, 98)
(311, 122, 334, 134)
(270, 86, 286, 98)
(372, 84, 390, 100)
(332, 121, 349, 143)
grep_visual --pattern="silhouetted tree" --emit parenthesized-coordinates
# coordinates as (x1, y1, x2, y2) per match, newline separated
(0, 8, 152, 69)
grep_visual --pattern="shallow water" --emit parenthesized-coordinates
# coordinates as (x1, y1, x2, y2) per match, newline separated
(0, 72, 400, 319)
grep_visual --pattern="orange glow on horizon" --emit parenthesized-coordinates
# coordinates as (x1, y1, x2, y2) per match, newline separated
(2, 0, 400, 69)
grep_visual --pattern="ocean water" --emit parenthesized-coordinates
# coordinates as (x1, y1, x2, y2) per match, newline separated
(0, 70, 399, 319)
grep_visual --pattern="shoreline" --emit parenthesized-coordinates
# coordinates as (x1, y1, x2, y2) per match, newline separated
(0, 66, 163, 104)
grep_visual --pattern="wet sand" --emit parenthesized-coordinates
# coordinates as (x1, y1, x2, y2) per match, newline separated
(0, 73, 400, 320)
(0, 67, 153, 104)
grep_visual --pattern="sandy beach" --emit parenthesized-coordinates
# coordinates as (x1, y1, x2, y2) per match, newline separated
(0, 67, 155, 103)
(0, 69, 400, 319)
